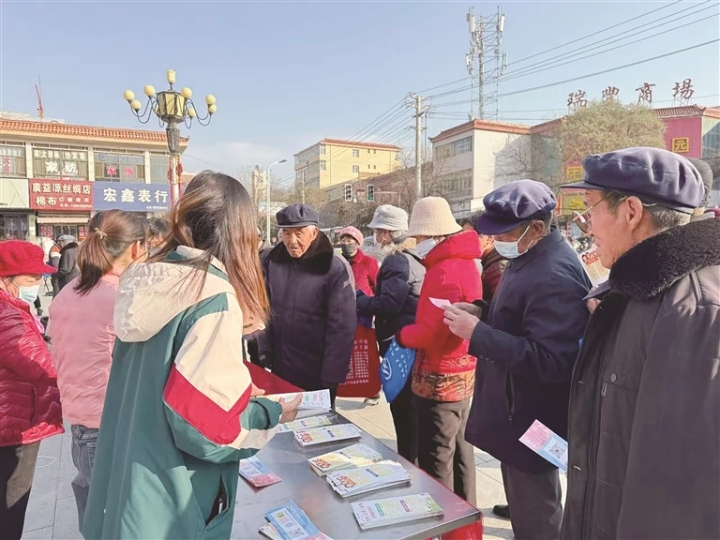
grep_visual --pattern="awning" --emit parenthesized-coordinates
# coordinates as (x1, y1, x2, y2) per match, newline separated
(36, 215, 90, 224)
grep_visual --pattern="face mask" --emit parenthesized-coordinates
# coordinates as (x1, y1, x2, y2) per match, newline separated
(15, 283, 40, 307)
(341, 244, 357, 258)
(494, 225, 532, 259)
(415, 238, 437, 258)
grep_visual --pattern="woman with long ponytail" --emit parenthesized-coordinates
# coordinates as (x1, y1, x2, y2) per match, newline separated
(48, 209, 148, 526)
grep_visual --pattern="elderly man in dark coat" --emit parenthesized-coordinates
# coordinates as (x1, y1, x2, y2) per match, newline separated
(259, 204, 356, 406)
(560, 147, 720, 540)
(443, 180, 591, 540)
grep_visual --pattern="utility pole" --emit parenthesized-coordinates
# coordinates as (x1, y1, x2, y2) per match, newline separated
(466, 6, 506, 120)
(407, 93, 429, 201)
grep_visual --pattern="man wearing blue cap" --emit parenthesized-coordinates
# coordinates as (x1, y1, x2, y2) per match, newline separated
(259, 204, 356, 406)
(443, 180, 591, 539)
(559, 147, 720, 540)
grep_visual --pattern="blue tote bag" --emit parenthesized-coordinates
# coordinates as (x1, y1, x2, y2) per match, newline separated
(379, 339, 416, 403)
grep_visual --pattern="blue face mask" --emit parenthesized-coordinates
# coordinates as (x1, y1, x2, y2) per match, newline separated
(493, 225, 531, 259)
(14, 281, 40, 307)
(415, 238, 437, 258)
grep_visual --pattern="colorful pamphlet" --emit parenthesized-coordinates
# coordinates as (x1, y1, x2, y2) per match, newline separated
(308, 442, 383, 476)
(266, 390, 332, 419)
(577, 245, 610, 288)
(294, 424, 361, 447)
(264, 500, 333, 540)
(277, 415, 333, 433)
(326, 460, 410, 498)
(351, 493, 444, 530)
(519, 419, 568, 472)
(238, 456, 281, 488)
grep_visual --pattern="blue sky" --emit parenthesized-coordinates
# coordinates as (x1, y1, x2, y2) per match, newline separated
(1, 0, 718, 183)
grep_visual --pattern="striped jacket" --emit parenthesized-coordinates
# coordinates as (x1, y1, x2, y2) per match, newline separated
(82, 247, 282, 540)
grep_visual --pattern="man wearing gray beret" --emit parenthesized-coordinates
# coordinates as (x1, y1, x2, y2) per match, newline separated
(560, 147, 720, 539)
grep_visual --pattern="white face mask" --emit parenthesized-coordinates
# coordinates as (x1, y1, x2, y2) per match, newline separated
(13, 281, 40, 307)
(415, 238, 437, 258)
(493, 225, 532, 259)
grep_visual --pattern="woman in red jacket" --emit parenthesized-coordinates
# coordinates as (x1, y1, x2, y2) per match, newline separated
(397, 197, 482, 505)
(0, 241, 64, 540)
(338, 226, 379, 296)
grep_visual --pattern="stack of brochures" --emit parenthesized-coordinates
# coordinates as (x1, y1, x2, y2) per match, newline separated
(238, 456, 281, 488)
(267, 390, 331, 419)
(326, 460, 410, 498)
(308, 443, 383, 476)
(277, 415, 332, 433)
(351, 493, 444, 530)
(261, 500, 333, 540)
(293, 424, 361, 447)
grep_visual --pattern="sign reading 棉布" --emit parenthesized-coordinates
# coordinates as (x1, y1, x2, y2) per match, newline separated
(671, 137, 690, 153)
(29, 179, 93, 211)
(92, 182, 170, 212)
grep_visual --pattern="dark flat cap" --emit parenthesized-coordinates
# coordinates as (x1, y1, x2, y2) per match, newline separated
(476, 180, 557, 235)
(276, 203, 319, 228)
(564, 147, 703, 214)
(688, 158, 713, 207)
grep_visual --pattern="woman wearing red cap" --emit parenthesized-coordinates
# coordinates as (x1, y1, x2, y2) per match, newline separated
(0, 240, 64, 540)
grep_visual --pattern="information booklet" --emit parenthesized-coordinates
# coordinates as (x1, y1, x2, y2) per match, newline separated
(238, 456, 281, 488)
(267, 390, 331, 418)
(351, 493, 444, 530)
(294, 424, 361, 447)
(277, 415, 333, 433)
(264, 500, 333, 540)
(308, 443, 383, 476)
(519, 419, 568, 472)
(326, 460, 410, 498)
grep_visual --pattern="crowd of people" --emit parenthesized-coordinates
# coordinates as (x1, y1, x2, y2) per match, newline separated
(0, 146, 717, 540)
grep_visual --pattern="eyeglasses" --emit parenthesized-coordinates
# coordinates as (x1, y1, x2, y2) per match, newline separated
(572, 192, 627, 234)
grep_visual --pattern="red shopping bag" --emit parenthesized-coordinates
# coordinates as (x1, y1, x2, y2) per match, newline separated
(337, 325, 381, 398)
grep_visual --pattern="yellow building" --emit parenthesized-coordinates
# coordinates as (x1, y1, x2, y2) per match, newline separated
(294, 139, 401, 190)
(0, 113, 188, 241)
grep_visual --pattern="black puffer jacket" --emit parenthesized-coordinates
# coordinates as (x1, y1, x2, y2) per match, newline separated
(56, 242, 79, 291)
(356, 237, 425, 356)
(259, 233, 356, 390)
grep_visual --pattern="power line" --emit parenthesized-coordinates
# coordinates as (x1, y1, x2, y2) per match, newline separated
(508, 0, 682, 67)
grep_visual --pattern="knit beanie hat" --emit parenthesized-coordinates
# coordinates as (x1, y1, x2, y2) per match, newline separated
(367, 205, 409, 231)
(337, 226, 364, 246)
(407, 197, 462, 237)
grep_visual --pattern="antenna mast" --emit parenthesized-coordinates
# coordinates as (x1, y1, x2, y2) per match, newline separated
(466, 6, 506, 120)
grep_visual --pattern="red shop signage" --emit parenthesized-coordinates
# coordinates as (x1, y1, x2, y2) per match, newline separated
(29, 179, 94, 212)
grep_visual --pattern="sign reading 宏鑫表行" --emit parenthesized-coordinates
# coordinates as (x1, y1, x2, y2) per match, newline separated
(29, 179, 93, 212)
(92, 182, 170, 212)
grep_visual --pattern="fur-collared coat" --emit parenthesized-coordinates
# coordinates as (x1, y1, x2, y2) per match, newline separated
(562, 218, 720, 540)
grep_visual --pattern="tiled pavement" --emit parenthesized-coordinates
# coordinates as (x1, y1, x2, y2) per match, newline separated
(22, 393, 567, 539)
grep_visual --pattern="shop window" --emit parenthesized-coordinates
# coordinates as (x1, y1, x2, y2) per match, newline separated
(0, 145, 27, 177)
(94, 152, 145, 182)
(0, 214, 29, 240)
(32, 147, 88, 179)
(150, 154, 171, 184)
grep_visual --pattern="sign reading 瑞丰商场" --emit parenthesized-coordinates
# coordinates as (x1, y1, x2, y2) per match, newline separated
(29, 179, 93, 212)
(92, 182, 170, 212)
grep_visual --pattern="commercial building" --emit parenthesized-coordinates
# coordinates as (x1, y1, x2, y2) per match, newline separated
(0, 113, 188, 242)
(294, 139, 401, 190)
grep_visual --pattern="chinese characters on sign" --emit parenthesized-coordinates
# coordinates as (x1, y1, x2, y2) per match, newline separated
(567, 90, 587, 110)
(636, 82, 655, 105)
(0, 145, 25, 176)
(672, 78, 694, 105)
(601, 86, 619, 101)
(32, 149, 88, 179)
(95, 153, 145, 181)
(671, 138, 690, 154)
(29, 179, 93, 211)
(566, 166, 584, 182)
(92, 182, 170, 212)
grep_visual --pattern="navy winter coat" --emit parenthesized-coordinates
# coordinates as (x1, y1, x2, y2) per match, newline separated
(465, 228, 591, 473)
(259, 233, 356, 390)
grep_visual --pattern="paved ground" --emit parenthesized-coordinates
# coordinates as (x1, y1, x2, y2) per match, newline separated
(23, 292, 567, 539)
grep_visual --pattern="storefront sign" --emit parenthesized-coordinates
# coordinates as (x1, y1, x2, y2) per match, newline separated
(559, 188, 586, 216)
(671, 137, 690, 153)
(565, 165, 584, 182)
(29, 179, 93, 211)
(94, 153, 145, 181)
(32, 148, 88, 179)
(93, 182, 170, 212)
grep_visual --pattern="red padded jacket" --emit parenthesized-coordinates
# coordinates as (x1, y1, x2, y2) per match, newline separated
(0, 290, 64, 446)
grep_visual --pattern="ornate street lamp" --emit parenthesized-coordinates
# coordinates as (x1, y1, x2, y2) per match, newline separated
(123, 70, 217, 203)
